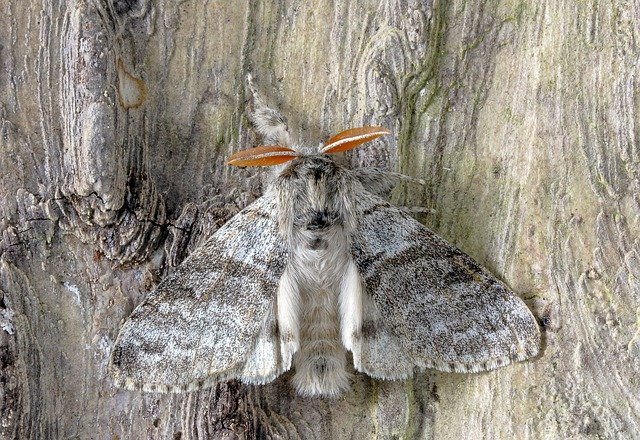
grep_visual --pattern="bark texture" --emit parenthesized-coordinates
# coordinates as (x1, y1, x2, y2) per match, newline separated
(1, 0, 638, 438)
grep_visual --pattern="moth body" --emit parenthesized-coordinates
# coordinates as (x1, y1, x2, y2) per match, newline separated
(274, 156, 361, 396)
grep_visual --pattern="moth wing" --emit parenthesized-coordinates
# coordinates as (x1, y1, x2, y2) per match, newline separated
(110, 192, 288, 392)
(350, 191, 541, 374)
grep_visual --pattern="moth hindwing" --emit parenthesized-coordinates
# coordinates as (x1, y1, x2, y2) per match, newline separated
(110, 121, 540, 397)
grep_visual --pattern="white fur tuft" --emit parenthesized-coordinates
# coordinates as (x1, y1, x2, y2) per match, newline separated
(277, 268, 301, 367)
(339, 260, 363, 351)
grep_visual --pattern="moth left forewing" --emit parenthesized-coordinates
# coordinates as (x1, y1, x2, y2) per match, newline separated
(110, 192, 289, 392)
(349, 190, 541, 374)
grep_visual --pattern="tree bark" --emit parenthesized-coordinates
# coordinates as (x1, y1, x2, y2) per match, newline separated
(1, 0, 638, 438)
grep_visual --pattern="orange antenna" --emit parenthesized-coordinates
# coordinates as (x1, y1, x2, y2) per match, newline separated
(320, 126, 390, 154)
(227, 145, 299, 167)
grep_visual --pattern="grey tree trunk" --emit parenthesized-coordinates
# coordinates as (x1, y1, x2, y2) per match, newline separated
(1, 0, 638, 439)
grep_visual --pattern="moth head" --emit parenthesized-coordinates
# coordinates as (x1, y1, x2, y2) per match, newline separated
(226, 126, 390, 167)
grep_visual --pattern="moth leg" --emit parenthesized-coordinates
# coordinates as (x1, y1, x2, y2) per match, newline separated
(246, 74, 292, 146)
(352, 168, 433, 214)
(351, 167, 425, 199)
(399, 206, 436, 215)
(276, 266, 300, 369)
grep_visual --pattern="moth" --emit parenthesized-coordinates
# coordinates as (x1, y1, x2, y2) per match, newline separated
(110, 83, 540, 397)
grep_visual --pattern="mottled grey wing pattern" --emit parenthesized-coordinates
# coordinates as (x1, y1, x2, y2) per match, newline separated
(110, 193, 287, 392)
(351, 190, 540, 373)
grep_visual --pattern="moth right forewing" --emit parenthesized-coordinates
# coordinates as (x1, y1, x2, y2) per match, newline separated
(110, 192, 288, 392)
(349, 190, 541, 373)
